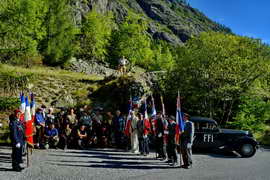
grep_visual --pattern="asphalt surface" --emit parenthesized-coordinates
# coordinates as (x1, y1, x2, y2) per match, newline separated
(0, 146, 270, 180)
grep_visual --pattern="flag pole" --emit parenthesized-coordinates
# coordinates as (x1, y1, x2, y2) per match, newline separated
(177, 90, 183, 167)
(27, 144, 30, 167)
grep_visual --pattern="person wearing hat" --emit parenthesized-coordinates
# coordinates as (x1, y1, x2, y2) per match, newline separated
(9, 109, 25, 171)
(167, 115, 178, 167)
(180, 113, 194, 169)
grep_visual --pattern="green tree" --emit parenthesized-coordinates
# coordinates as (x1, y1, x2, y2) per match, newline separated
(110, 14, 154, 68)
(41, 0, 77, 66)
(80, 10, 114, 61)
(165, 32, 270, 124)
(151, 41, 175, 71)
(0, 0, 47, 64)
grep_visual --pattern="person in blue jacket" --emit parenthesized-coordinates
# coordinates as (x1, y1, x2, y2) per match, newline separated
(9, 109, 25, 172)
(35, 108, 45, 148)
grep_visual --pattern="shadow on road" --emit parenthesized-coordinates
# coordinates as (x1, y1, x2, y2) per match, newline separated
(48, 161, 172, 170)
(46, 148, 243, 170)
(48, 148, 174, 170)
(0, 151, 12, 172)
(193, 149, 240, 159)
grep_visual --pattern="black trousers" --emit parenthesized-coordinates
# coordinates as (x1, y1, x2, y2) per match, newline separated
(167, 143, 177, 163)
(59, 135, 68, 149)
(35, 126, 44, 145)
(181, 147, 192, 166)
(12, 146, 23, 168)
(115, 131, 124, 148)
(156, 137, 165, 158)
(139, 137, 149, 154)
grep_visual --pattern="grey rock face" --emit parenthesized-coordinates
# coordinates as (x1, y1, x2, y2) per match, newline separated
(68, 58, 117, 76)
(71, 0, 230, 45)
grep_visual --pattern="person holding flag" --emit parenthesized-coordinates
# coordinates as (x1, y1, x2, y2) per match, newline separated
(180, 113, 194, 169)
(9, 109, 25, 171)
(176, 91, 194, 169)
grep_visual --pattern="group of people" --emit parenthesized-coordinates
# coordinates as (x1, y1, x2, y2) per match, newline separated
(9, 103, 194, 171)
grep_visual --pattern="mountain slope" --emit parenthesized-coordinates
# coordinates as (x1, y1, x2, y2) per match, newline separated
(72, 0, 231, 45)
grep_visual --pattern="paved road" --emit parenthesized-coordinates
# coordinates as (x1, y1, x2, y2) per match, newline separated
(0, 146, 270, 180)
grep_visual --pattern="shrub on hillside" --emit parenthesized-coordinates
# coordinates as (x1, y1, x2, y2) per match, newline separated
(0, 97, 20, 111)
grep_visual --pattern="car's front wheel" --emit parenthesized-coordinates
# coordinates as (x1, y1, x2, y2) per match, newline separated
(238, 143, 256, 158)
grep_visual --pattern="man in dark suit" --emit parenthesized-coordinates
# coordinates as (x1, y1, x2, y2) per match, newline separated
(9, 109, 25, 172)
(180, 113, 194, 169)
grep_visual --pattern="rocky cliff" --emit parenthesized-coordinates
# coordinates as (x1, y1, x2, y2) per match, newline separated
(72, 0, 231, 45)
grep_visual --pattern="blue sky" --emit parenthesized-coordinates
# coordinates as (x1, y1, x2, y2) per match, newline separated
(188, 0, 270, 44)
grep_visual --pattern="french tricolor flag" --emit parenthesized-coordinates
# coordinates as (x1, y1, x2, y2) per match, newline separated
(176, 91, 185, 134)
(30, 93, 36, 117)
(24, 96, 32, 122)
(20, 92, 26, 114)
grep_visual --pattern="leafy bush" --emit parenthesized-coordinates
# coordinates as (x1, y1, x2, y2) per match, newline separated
(0, 71, 35, 95)
(231, 95, 270, 133)
(0, 97, 20, 111)
(164, 32, 270, 124)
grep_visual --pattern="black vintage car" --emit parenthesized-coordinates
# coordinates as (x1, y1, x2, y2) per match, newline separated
(190, 117, 258, 158)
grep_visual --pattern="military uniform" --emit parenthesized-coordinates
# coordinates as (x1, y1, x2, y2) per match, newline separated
(9, 111, 25, 171)
(180, 120, 195, 168)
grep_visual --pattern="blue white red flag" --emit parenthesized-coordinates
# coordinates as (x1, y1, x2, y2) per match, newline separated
(176, 91, 185, 133)
(20, 92, 26, 114)
(151, 95, 157, 118)
(26, 94, 35, 146)
(30, 93, 36, 116)
(24, 96, 32, 122)
(144, 98, 148, 120)
(124, 96, 133, 136)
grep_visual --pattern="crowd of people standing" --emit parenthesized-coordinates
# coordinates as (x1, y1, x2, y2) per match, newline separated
(9, 101, 194, 171)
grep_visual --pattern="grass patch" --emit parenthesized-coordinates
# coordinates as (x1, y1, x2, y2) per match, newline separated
(0, 64, 104, 81)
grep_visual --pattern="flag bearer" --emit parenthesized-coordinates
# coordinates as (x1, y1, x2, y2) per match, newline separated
(9, 109, 25, 172)
(180, 113, 195, 169)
